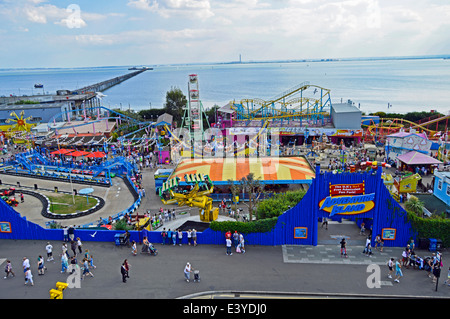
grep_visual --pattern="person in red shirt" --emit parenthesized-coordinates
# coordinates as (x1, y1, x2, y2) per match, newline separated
(225, 230, 232, 240)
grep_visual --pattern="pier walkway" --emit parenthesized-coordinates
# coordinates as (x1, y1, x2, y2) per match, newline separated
(72, 69, 147, 94)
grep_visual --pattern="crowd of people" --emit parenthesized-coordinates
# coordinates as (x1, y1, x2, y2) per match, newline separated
(3, 240, 97, 287)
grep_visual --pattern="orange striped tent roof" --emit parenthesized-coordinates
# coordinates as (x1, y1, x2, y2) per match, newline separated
(170, 156, 315, 184)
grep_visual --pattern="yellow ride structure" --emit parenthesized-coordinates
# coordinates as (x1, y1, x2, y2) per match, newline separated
(159, 173, 219, 222)
(363, 116, 450, 143)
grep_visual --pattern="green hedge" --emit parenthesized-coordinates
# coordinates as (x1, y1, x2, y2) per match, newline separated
(256, 189, 306, 219)
(209, 217, 278, 234)
(407, 210, 450, 247)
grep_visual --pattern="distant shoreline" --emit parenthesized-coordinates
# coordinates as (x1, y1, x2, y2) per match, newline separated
(1, 54, 449, 71)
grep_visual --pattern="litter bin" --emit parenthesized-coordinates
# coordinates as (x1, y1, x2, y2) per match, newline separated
(114, 234, 122, 246)
(428, 238, 437, 251)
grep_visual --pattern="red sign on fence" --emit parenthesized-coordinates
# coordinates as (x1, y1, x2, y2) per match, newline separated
(330, 183, 365, 196)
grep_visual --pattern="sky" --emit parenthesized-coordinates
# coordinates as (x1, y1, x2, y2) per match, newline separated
(1, 0, 450, 68)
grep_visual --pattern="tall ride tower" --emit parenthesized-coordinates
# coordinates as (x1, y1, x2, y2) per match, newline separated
(184, 74, 208, 142)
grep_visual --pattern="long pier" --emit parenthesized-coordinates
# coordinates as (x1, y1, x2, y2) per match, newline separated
(72, 69, 147, 94)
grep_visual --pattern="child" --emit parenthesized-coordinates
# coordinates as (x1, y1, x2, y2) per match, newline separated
(340, 238, 348, 258)
(4, 260, 15, 279)
(360, 222, 365, 235)
(131, 240, 137, 256)
(37, 256, 45, 275)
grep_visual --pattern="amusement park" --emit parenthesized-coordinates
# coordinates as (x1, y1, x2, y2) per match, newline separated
(0, 72, 449, 299)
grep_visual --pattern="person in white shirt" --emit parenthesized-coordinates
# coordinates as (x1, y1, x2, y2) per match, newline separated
(226, 238, 232, 255)
(184, 262, 192, 282)
(45, 242, 54, 261)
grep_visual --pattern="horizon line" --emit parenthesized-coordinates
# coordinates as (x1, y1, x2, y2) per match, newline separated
(1, 53, 449, 71)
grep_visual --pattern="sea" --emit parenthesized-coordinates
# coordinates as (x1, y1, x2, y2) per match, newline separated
(1, 58, 449, 116)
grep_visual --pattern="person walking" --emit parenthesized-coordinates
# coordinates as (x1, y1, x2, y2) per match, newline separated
(131, 240, 137, 256)
(340, 238, 348, 258)
(239, 233, 246, 254)
(394, 258, 403, 283)
(321, 217, 328, 230)
(22, 257, 30, 276)
(76, 237, 83, 254)
(45, 242, 54, 262)
(81, 258, 94, 280)
(37, 255, 46, 275)
(184, 262, 192, 282)
(62, 243, 69, 258)
(70, 240, 78, 257)
(24, 267, 34, 286)
(4, 260, 15, 279)
(61, 253, 68, 273)
(123, 259, 130, 280)
(387, 258, 395, 279)
(121, 262, 128, 283)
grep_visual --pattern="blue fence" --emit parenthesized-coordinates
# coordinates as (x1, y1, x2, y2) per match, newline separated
(0, 165, 416, 247)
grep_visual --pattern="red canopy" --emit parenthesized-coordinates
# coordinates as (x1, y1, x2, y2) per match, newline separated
(65, 150, 91, 157)
(86, 151, 106, 158)
(50, 148, 75, 155)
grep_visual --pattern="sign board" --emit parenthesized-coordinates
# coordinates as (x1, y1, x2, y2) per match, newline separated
(319, 182, 375, 216)
(294, 227, 307, 239)
(0, 222, 11, 233)
(382, 228, 397, 240)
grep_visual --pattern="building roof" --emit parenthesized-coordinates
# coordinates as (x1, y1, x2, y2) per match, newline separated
(331, 102, 361, 114)
(56, 120, 115, 135)
(156, 113, 173, 126)
(218, 102, 235, 114)
(396, 151, 442, 165)
(387, 131, 428, 140)
(169, 156, 315, 185)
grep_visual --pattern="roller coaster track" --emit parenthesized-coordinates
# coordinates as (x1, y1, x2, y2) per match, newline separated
(362, 115, 449, 142)
(232, 83, 331, 121)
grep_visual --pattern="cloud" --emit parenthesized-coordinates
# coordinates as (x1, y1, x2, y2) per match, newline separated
(128, 0, 214, 19)
(18, 1, 107, 28)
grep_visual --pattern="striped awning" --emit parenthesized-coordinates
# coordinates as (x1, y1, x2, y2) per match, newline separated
(170, 156, 315, 184)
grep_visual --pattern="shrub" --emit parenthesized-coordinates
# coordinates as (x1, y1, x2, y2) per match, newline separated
(113, 219, 132, 231)
(407, 210, 450, 247)
(256, 189, 306, 219)
(210, 217, 278, 234)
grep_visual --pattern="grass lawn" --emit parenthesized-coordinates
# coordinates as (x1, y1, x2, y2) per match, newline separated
(47, 193, 97, 215)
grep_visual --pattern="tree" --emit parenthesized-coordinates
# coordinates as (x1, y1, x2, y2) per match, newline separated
(239, 173, 265, 222)
(164, 86, 187, 125)
(405, 196, 425, 217)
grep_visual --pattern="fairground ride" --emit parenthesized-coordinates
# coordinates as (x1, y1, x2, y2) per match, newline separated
(231, 82, 332, 126)
(159, 173, 218, 222)
(362, 115, 450, 145)
(4, 111, 35, 145)
(47, 106, 159, 154)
